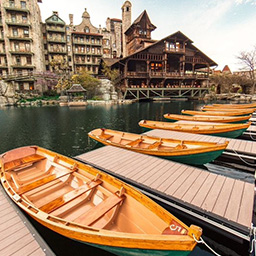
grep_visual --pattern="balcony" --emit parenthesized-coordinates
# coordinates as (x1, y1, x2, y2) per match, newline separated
(0, 64, 8, 69)
(0, 51, 7, 55)
(164, 47, 185, 54)
(6, 20, 31, 28)
(9, 50, 33, 55)
(47, 38, 66, 44)
(48, 49, 67, 54)
(46, 27, 65, 33)
(4, 3, 30, 13)
(0, 37, 4, 41)
(8, 36, 32, 41)
(11, 64, 35, 69)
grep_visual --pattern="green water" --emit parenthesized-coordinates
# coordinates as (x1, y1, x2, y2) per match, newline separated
(0, 101, 202, 156)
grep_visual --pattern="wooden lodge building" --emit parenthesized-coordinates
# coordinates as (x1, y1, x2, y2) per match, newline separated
(102, 10, 218, 100)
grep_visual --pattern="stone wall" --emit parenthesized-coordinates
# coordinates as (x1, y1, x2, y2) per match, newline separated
(98, 79, 118, 100)
(0, 80, 16, 106)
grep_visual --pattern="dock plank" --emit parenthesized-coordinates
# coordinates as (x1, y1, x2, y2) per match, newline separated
(200, 175, 226, 212)
(191, 173, 218, 208)
(237, 182, 255, 227)
(212, 178, 235, 217)
(224, 180, 245, 223)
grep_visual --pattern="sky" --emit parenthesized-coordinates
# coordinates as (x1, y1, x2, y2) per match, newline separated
(39, 0, 256, 72)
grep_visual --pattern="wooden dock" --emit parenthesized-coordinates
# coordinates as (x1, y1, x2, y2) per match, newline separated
(0, 184, 54, 256)
(77, 145, 255, 242)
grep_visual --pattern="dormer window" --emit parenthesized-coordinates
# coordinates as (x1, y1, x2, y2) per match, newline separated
(126, 7, 129, 11)
(84, 27, 90, 33)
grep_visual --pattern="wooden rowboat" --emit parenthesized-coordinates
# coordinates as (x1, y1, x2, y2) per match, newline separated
(88, 128, 228, 165)
(181, 109, 252, 116)
(212, 103, 256, 109)
(164, 113, 252, 123)
(139, 119, 251, 138)
(0, 146, 202, 256)
(201, 106, 256, 114)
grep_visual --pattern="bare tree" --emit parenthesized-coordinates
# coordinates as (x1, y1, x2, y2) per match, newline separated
(237, 45, 256, 94)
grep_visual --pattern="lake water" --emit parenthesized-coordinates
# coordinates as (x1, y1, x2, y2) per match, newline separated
(0, 101, 252, 256)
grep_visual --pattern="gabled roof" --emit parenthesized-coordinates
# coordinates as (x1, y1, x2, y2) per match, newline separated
(45, 14, 65, 25)
(66, 84, 86, 93)
(222, 65, 232, 73)
(112, 31, 217, 67)
(125, 10, 156, 35)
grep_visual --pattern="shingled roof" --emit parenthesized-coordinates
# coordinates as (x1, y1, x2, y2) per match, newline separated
(66, 84, 86, 93)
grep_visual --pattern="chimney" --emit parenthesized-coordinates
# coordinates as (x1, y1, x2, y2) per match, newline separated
(53, 11, 58, 16)
(69, 14, 73, 26)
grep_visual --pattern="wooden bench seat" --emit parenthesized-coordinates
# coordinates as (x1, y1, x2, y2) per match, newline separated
(4, 154, 46, 172)
(18, 169, 76, 194)
(126, 138, 143, 147)
(75, 193, 125, 226)
(148, 141, 162, 149)
(39, 180, 102, 213)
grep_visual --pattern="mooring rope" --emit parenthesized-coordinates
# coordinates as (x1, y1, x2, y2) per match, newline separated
(249, 129, 256, 141)
(193, 234, 222, 256)
(250, 227, 256, 254)
(229, 148, 256, 167)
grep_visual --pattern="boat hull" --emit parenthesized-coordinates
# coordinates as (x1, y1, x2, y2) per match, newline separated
(163, 149, 225, 165)
(87, 242, 192, 256)
(139, 124, 248, 138)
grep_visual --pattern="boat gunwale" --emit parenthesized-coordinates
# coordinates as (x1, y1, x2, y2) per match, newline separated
(138, 120, 250, 135)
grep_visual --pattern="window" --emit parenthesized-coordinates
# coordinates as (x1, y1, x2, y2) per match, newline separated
(67, 35, 70, 42)
(25, 42, 30, 51)
(23, 29, 29, 37)
(86, 47, 90, 53)
(29, 83, 34, 90)
(14, 43, 20, 51)
(86, 37, 89, 42)
(20, 1, 26, 8)
(80, 37, 84, 42)
(11, 14, 16, 22)
(84, 27, 90, 33)
(126, 7, 129, 11)
(81, 47, 84, 53)
(26, 56, 32, 64)
(16, 56, 21, 65)
(67, 45, 71, 52)
(52, 16, 58, 21)
(18, 82, 24, 90)
(92, 47, 95, 53)
(97, 48, 101, 54)
(22, 15, 27, 23)
(81, 56, 85, 62)
(91, 38, 95, 44)
(13, 28, 18, 36)
(87, 56, 90, 62)
(92, 57, 95, 63)
(9, 0, 15, 7)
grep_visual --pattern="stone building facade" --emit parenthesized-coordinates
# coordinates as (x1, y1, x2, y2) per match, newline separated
(0, 0, 44, 92)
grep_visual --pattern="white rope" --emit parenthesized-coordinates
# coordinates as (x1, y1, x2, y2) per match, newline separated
(193, 234, 222, 256)
(250, 227, 256, 254)
(249, 129, 256, 141)
(230, 148, 256, 167)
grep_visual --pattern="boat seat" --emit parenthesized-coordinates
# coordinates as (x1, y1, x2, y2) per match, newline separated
(126, 138, 143, 147)
(39, 179, 102, 213)
(4, 154, 46, 172)
(17, 169, 77, 194)
(75, 193, 125, 226)
(148, 141, 162, 149)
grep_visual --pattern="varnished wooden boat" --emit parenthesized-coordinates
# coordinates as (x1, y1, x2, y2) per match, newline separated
(201, 106, 255, 114)
(212, 103, 256, 109)
(0, 146, 202, 256)
(139, 119, 251, 138)
(88, 128, 228, 165)
(181, 109, 252, 116)
(164, 113, 252, 123)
